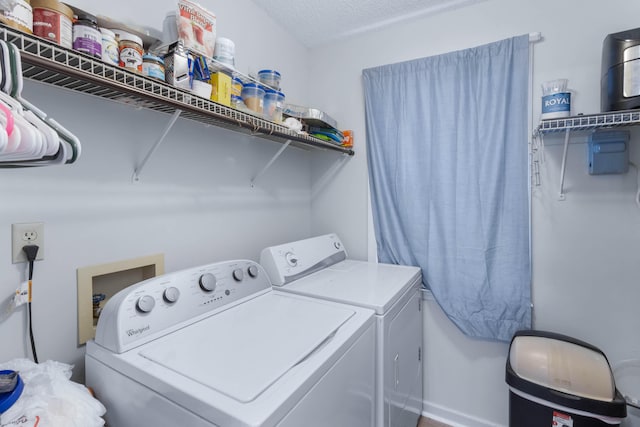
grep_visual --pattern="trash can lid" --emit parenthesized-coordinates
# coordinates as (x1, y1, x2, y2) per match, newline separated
(509, 332, 615, 402)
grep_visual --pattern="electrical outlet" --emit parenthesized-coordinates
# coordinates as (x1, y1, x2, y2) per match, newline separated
(12, 222, 45, 264)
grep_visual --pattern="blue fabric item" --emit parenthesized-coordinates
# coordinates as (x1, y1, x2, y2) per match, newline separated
(363, 35, 531, 342)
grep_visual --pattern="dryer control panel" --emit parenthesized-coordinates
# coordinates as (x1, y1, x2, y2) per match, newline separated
(94, 260, 270, 354)
(260, 233, 347, 286)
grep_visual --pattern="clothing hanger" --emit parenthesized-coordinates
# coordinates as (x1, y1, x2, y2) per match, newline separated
(8, 41, 81, 164)
(0, 101, 13, 152)
(7, 42, 57, 158)
(0, 44, 48, 165)
(0, 41, 74, 166)
(0, 41, 43, 161)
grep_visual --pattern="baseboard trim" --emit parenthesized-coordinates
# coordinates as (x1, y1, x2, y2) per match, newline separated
(422, 401, 506, 427)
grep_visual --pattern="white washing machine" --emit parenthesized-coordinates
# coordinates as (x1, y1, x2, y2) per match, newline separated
(85, 259, 376, 427)
(260, 234, 423, 427)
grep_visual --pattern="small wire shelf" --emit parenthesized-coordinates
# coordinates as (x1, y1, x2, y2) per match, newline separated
(537, 110, 640, 135)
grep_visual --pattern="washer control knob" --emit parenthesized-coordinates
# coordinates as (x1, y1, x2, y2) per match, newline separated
(334, 241, 341, 250)
(247, 265, 259, 278)
(163, 287, 180, 304)
(285, 252, 298, 267)
(136, 295, 155, 313)
(232, 268, 244, 282)
(199, 273, 217, 292)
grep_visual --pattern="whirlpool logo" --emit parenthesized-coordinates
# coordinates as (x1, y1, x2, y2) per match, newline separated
(126, 325, 150, 337)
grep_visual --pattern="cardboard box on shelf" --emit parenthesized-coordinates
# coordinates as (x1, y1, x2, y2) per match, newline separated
(210, 71, 231, 106)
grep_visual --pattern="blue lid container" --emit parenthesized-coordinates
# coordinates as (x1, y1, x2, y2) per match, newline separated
(241, 83, 266, 114)
(263, 88, 285, 122)
(0, 371, 24, 414)
(257, 69, 281, 89)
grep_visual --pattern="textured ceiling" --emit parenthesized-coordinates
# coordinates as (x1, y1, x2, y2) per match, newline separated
(251, 0, 484, 48)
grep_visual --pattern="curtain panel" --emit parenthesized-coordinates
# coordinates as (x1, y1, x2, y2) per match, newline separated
(363, 35, 531, 341)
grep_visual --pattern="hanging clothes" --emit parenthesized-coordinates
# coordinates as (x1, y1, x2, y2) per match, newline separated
(363, 35, 531, 342)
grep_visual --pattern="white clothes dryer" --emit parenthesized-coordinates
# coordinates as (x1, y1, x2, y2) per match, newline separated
(85, 259, 376, 427)
(260, 234, 423, 427)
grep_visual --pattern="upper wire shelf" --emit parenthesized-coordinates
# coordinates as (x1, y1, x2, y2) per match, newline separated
(0, 24, 354, 156)
(536, 110, 640, 135)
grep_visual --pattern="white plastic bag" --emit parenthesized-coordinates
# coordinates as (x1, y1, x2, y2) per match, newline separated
(0, 359, 105, 427)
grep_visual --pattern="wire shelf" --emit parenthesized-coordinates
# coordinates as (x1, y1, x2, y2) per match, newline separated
(0, 25, 354, 156)
(537, 110, 640, 135)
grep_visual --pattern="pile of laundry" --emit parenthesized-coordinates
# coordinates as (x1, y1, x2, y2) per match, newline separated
(0, 359, 105, 427)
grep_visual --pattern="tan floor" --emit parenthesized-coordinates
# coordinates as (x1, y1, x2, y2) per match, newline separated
(417, 416, 452, 427)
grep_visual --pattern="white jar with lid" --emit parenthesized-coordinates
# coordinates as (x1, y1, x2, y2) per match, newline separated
(115, 30, 143, 73)
(1, 0, 33, 34)
(100, 28, 119, 66)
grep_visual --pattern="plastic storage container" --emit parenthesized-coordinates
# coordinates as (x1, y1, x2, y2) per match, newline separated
(241, 83, 265, 114)
(263, 89, 285, 122)
(231, 77, 243, 98)
(257, 69, 281, 89)
(231, 95, 243, 110)
(506, 330, 627, 427)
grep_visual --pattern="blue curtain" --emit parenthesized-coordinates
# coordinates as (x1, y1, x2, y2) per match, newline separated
(363, 35, 531, 342)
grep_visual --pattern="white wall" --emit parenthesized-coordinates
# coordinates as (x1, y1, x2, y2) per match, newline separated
(0, 0, 320, 379)
(308, 0, 640, 425)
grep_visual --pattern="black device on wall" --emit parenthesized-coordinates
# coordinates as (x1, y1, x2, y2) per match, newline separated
(602, 27, 640, 112)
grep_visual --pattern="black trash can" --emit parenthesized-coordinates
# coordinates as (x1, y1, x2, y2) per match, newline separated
(506, 330, 627, 427)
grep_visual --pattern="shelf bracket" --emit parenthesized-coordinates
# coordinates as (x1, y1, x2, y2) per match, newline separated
(557, 128, 571, 201)
(132, 109, 182, 183)
(250, 139, 292, 187)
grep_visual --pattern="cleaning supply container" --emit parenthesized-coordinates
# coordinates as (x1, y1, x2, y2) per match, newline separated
(506, 330, 627, 427)
(541, 79, 571, 119)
